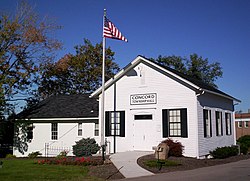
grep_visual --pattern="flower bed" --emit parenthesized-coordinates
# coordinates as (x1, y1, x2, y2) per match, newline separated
(36, 156, 103, 166)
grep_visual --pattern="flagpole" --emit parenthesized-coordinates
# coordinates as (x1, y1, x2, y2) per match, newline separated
(101, 9, 106, 161)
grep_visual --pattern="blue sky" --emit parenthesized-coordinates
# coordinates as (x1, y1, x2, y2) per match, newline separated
(1, 0, 250, 112)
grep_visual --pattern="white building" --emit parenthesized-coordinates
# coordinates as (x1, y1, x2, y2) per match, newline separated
(15, 56, 240, 158)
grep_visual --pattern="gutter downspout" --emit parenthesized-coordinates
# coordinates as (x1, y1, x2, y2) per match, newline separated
(195, 89, 205, 158)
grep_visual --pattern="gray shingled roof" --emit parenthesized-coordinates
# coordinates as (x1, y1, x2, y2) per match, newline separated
(16, 94, 98, 119)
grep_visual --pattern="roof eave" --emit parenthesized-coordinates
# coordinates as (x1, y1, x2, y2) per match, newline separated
(202, 89, 241, 103)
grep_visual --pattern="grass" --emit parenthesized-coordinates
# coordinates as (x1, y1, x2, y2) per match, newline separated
(0, 158, 100, 181)
(144, 159, 181, 168)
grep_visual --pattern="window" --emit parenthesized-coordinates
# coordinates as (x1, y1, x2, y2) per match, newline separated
(134, 114, 152, 120)
(238, 121, 242, 128)
(94, 123, 99, 136)
(105, 111, 125, 137)
(203, 109, 212, 137)
(111, 112, 120, 136)
(162, 108, 188, 138)
(169, 110, 181, 136)
(225, 113, 232, 135)
(245, 121, 249, 128)
(27, 124, 33, 140)
(51, 123, 58, 140)
(215, 111, 223, 136)
(78, 123, 82, 136)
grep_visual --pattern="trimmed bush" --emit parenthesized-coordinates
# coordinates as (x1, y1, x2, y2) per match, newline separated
(210, 146, 238, 159)
(72, 138, 100, 157)
(161, 138, 184, 157)
(28, 151, 42, 158)
(237, 135, 250, 155)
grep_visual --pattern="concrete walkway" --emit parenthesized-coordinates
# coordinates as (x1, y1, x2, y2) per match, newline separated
(110, 151, 154, 178)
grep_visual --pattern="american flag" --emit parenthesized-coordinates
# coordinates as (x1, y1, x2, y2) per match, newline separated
(103, 17, 128, 42)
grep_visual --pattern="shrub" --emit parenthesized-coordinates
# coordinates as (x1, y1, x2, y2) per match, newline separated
(237, 135, 250, 155)
(28, 151, 42, 158)
(210, 146, 238, 159)
(5, 154, 16, 158)
(72, 138, 100, 157)
(161, 138, 184, 157)
(36, 156, 103, 166)
(56, 150, 69, 159)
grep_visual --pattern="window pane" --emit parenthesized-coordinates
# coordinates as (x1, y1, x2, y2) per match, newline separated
(134, 115, 152, 120)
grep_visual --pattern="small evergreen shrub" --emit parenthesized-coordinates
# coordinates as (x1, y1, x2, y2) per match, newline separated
(210, 146, 238, 159)
(237, 135, 250, 155)
(28, 151, 42, 158)
(73, 138, 100, 157)
(161, 138, 184, 157)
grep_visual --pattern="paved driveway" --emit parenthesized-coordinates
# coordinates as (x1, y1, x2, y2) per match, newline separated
(120, 158, 250, 181)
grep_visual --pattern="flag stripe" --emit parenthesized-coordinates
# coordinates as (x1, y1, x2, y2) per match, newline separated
(103, 17, 128, 42)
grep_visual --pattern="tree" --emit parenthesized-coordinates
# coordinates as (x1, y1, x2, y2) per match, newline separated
(151, 53, 223, 88)
(0, 1, 61, 117)
(38, 39, 119, 98)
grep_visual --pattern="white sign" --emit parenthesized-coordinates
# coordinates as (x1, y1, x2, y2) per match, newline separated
(130, 93, 157, 105)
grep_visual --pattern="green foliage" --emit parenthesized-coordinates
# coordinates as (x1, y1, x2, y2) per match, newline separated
(28, 151, 42, 158)
(38, 39, 119, 97)
(0, 1, 61, 116)
(161, 138, 184, 157)
(210, 146, 238, 159)
(237, 135, 250, 155)
(13, 122, 32, 155)
(72, 137, 100, 157)
(56, 150, 69, 159)
(144, 159, 181, 168)
(5, 154, 16, 158)
(151, 53, 223, 88)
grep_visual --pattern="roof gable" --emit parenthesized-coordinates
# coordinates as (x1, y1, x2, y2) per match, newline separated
(91, 55, 240, 102)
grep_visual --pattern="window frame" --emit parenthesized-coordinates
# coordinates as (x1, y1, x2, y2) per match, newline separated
(78, 123, 83, 136)
(134, 114, 153, 120)
(94, 123, 99, 136)
(51, 123, 58, 140)
(215, 111, 223, 136)
(225, 113, 232, 135)
(162, 108, 188, 138)
(245, 121, 249, 128)
(238, 121, 242, 128)
(203, 109, 212, 138)
(169, 109, 182, 137)
(105, 111, 125, 137)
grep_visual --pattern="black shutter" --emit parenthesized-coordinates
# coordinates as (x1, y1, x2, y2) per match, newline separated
(209, 110, 212, 137)
(203, 110, 207, 137)
(162, 109, 169, 138)
(120, 111, 125, 137)
(181, 108, 188, 138)
(105, 111, 111, 136)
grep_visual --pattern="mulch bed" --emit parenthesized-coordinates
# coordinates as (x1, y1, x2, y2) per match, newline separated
(137, 154, 250, 173)
(88, 162, 125, 180)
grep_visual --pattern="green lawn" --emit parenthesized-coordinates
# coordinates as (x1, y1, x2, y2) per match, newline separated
(144, 159, 181, 168)
(0, 159, 100, 181)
